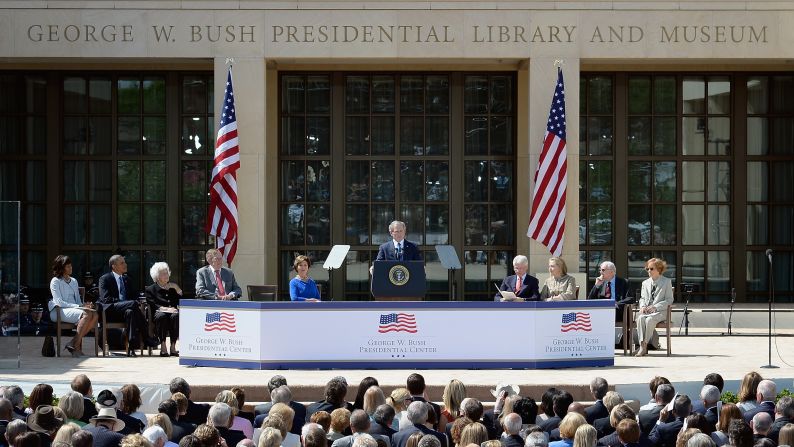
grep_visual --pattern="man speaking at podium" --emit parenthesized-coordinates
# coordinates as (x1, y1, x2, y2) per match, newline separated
(376, 220, 422, 262)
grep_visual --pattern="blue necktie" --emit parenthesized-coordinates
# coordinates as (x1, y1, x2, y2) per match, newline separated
(396, 243, 403, 261)
(119, 276, 127, 301)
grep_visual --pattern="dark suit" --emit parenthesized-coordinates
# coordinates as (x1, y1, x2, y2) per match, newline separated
(586, 400, 609, 424)
(539, 416, 562, 434)
(255, 401, 306, 436)
(501, 435, 525, 447)
(217, 427, 247, 447)
(80, 398, 98, 423)
(306, 401, 353, 423)
(494, 274, 540, 301)
(587, 276, 630, 322)
(703, 406, 718, 433)
(97, 272, 150, 344)
(638, 405, 664, 436)
(376, 240, 422, 262)
(0, 420, 9, 447)
(481, 410, 500, 439)
(593, 416, 614, 438)
(169, 417, 196, 443)
(183, 400, 211, 426)
(84, 424, 125, 447)
(410, 396, 441, 431)
(767, 416, 791, 443)
(648, 417, 684, 447)
(369, 422, 397, 440)
(743, 401, 775, 423)
(145, 283, 180, 342)
(392, 424, 447, 447)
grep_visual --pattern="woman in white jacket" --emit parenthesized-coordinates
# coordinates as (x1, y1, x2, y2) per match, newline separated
(48, 255, 98, 356)
(635, 257, 674, 357)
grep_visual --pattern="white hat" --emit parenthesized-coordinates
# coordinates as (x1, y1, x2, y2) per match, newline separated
(89, 408, 126, 432)
(490, 382, 520, 398)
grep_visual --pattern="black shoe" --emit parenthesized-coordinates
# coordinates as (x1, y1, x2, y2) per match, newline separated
(144, 336, 161, 348)
(159, 351, 170, 357)
(170, 351, 179, 357)
(126, 350, 138, 357)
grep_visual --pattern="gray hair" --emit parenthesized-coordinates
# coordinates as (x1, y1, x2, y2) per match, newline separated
(700, 385, 720, 405)
(271, 386, 292, 404)
(406, 400, 429, 424)
(775, 396, 794, 418)
(3, 385, 24, 407)
(257, 427, 283, 447)
(301, 423, 323, 438)
(686, 433, 716, 447)
(417, 435, 442, 447)
(149, 262, 171, 283)
(752, 412, 773, 433)
(656, 384, 676, 403)
(602, 391, 624, 412)
(591, 377, 609, 400)
(525, 432, 549, 447)
(268, 375, 288, 392)
(208, 402, 232, 428)
(503, 413, 523, 435)
(599, 262, 616, 272)
(757, 380, 777, 401)
(109, 254, 124, 268)
(237, 440, 255, 447)
(351, 434, 377, 447)
(513, 255, 529, 267)
(388, 221, 406, 232)
(143, 426, 169, 446)
(58, 391, 85, 420)
(349, 410, 371, 433)
(5, 420, 28, 445)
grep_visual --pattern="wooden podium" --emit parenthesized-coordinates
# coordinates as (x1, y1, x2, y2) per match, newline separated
(371, 260, 426, 301)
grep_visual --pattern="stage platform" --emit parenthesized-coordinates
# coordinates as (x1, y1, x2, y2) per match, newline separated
(2, 328, 793, 412)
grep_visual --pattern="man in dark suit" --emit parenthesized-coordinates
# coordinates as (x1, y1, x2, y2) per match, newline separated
(406, 374, 441, 431)
(158, 399, 195, 443)
(392, 402, 446, 447)
(587, 261, 631, 322)
(539, 391, 573, 435)
(195, 249, 243, 300)
(743, 380, 777, 423)
(84, 408, 126, 447)
(0, 398, 12, 447)
(648, 395, 691, 447)
(585, 377, 610, 424)
(169, 377, 210, 426)
(255, 385, 307, 436)
(376, 221, 422, 262)
(331, 410, 390, 447)
(208, 403, 246, 447)
(494, 255, 539, 301)
(692, 374, 724, 415)
(698, 385, 720, 432)
(501, 413, 525, 447)
(70, 374, 98, 424)
(751, 412, 773, 444)
(447, 398, 484, 442)
(765, 395, 792, 443)
(254, 375, 288, 416)
(97, 254, 159, 356)
(306, 378, 353, 422)
(369, 404, 397, 440)
(638, 384, 675, 436)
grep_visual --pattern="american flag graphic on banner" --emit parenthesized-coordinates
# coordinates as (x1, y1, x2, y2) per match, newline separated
(378, 313, 417, 333)
(205, 312, 236, 332)
(560, 312, 592, 332)
(527, 67, 568, 257)
(206, 66, 241, 265)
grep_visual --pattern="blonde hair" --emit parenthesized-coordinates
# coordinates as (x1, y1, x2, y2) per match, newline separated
(387, 388, 411, 412)
(573, 424, 597, 447)
(363, 386, 386, 416)
(120, 434, 153, 447)
(53, 423, 81, 444)
(258, 427, 283, 447)
(330, 408, 351, 432)
(737, 372, 763, 403)
(559, 413, 587, 440)
(148, 413, 174, 439)
(215, 390, 240, 416)
(549, 257, 568, 275)
(172, 392, 188, 415)
(442, 380, 466, 419)
(269, 402, 296, 432)
(646, 258, 667, 274)
(58, 391, 84, 420)
(459, 422, 489, 446)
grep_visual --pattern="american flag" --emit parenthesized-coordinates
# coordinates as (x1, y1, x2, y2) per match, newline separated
(378, 313, 417, 333)
(205, 312, 236, 332)
(206, 66, 241, 265)
(560, 312, 591, 332)
(527, 67, 568, 257)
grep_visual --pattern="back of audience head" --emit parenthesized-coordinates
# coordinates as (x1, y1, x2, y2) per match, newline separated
(700, 385, 720, 407)
(573, 424, 597, 447)
(363, 387, 386, 416)
(271, 386, 292, 406)
(567, 403, 586, 417)
(71, 375, 92, 397)
(193, 424, 220, 447)
(450, 417, 472, 445)
(406, 374, 426, 396)
(310, 411, 331, 433)
(461, 398, 483, 422)
(481, 441, 501, 447)
(301, 424, 326, 447)
(674, 395, 692, 418)
(590, 378, 608, 401)
(267, 375, 288, 394)
(172, 393, 189, 418)
(351, 434, 377, 447)
(353, 377, 379, 410)
(703, 374, 724, 393)
(143, 425, 169, 447)
(0, 397, 14, 420)
(237, 440, 255, 447)
(169, 378, 191, 399)
(686, 414, 711, 435)
(179, 435, 200, 447)
(540, 388, 558, 418)
(656, 384, 676, 405)
(53, 422, 81, 445)
(525, 431, 548, 447)
(329, 408, 350, 433)
(6, 419, 28, 447)
(442, 380, 466, 419)
(718, 403, 742, 433)
(258, 427, 282, 447)
(502, 413, 522, 435)
(58, 391, 84, 422)
(349, 410, 370, 433)
(728, 419, 754, 447)
(230, 387, 247, 411)
(514, 398, 538, 425)
(387, 388, 411, 413)
(738, 372, 763, 403)
(753, 438, 776, 447)
(687, 433, 715, 447)
(778, 423, 794, 447)
(406, 401, 428, 425)
(552, 391, 574, 419)
(4, 386, 24, 409)
(208, 402, 232, 429)
(776, 396, 794, 419)
(28, 384, 54, 411)
(215, 390, 240, 416)
(616, 419, 640, 444)
(459, 422, 488, 446)
(158, 399, 179, 420)
(602, 391, 624, 413)
(121, 433, 153, 447)
(649, 377, 671, 398)
(676, 428, 702, 447)
(324, 379, 348, 406)
(149, 413, 174, 439)
(15, 431, 42, 447)
(417, 434, 441, 447)
(406, 431, 425, 447)
(262, 414, 288, 438)
(373, 404, 395, 428)
(269, 403, 295, 432)
(558, 413, 587, 440)
(121, 384, 143, 415)
(757, 380, 776, 402)
(71, 429, 93, 447)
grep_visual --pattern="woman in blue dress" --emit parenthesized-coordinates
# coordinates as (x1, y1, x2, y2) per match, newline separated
(289, 255, 321, 302)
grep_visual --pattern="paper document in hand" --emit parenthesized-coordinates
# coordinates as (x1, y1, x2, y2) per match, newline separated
(493, 283, 518, 301)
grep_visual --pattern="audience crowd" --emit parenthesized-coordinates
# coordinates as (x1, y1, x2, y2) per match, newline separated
(1, 371, 793, 447)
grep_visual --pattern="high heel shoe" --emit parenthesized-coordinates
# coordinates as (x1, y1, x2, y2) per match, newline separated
(65, 344, 76, 354)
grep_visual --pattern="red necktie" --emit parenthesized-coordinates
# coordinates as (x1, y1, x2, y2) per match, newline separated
(215, 270, 226, 296)
(605, 282, 612, 298)
(515, 275, 522, 293)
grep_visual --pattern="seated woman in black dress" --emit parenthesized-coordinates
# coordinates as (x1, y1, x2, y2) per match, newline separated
(145, 262, 182, 357)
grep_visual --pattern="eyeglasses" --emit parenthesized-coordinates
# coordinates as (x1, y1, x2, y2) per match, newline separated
(599, 268, 612, 272)
(646, 267, 655, 271)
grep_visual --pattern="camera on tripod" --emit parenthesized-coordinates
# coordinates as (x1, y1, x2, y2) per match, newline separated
(682, 283, 696, 294)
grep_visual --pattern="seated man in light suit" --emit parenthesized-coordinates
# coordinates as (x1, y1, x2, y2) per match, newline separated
(493, 255, 539, 301)
(376, 221, 422, 262)
(195, 248, 242, 300)
(587, 261, 630, 321)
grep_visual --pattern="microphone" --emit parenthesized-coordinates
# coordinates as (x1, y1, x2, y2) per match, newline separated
(731, 287, 736, 303)
(766, 249, 773, 264)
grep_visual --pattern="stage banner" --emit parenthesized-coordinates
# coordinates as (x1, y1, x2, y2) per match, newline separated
(179, 300, 615, 369)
